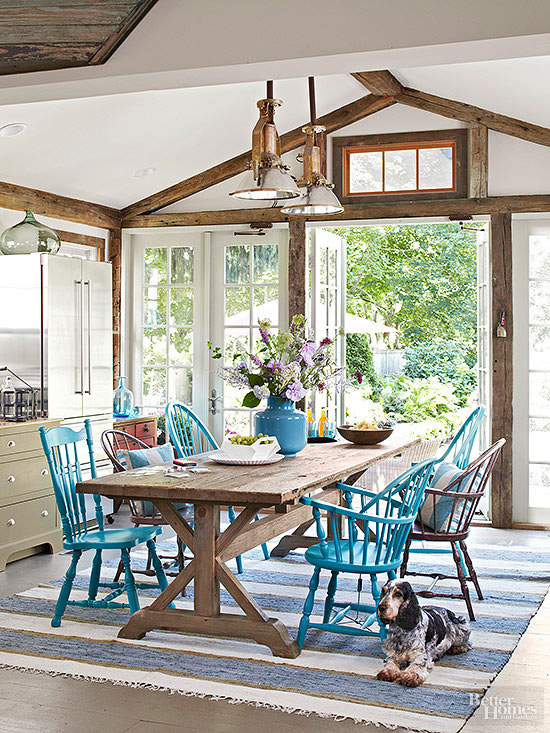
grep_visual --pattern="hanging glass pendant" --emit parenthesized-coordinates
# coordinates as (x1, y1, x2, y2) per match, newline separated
(230, 81, 300, 201)
(0, 210, 61, 255)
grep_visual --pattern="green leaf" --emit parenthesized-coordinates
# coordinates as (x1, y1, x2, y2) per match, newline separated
(242, 391, 261, 408)
(248, 373, 264, 387)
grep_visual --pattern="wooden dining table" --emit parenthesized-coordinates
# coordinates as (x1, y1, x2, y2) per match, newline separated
(76, 432, 420, 658)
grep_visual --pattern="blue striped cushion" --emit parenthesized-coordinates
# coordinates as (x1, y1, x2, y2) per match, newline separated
(117, 442, 174, 470)
(419, 462, 464, 532)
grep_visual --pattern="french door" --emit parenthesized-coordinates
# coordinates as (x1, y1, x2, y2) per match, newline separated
(513, 218, 550, 524)
(208, 229, 289, 442)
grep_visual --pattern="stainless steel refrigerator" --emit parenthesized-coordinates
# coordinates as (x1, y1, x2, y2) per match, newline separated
(0, 253, 113, 470)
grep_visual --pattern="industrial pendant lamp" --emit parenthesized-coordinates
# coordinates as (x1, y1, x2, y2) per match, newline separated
(281, 77, 343, 215)
(230, 80, 300, 201)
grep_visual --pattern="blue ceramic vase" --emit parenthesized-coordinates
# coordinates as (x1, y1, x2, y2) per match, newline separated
(254, 397, 307, 457)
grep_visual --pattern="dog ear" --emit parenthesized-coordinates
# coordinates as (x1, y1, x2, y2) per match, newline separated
(395, 584, 421, 631)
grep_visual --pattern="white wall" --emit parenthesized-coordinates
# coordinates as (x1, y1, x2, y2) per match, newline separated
(161, 104, 550, 213)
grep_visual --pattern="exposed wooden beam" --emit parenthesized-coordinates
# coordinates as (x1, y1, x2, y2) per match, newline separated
(0, 180, 120, 230)
(397, 88, 550, 147)
(55, 229, 106, 256)
(109, 228, 122, 389)
(468, 125, 488, 199)
(288, 220, 307, 325)
(491, 213, 513, 528)
(89, 0, 160, 66)
(122, 194, 550, 228)
(121, 94, 397, 219)
(351, 71, 404, 96)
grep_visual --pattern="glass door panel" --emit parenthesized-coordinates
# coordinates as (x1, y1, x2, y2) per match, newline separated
(209, 231, 288, 443)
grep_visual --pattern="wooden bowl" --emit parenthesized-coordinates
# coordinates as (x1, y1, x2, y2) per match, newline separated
(337, 425, 394, 445)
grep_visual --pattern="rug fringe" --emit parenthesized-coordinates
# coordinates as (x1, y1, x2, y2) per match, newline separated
(0, 660, 442, 732)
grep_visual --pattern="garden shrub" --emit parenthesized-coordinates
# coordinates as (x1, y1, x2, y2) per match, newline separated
(346, 333, 381, 398)
(403, 338, 476, 406)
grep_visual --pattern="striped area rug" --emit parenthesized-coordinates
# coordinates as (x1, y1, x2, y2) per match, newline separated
(0, 534, 548, 733)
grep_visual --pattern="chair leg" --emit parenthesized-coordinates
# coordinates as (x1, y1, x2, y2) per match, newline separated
(52, 549, 81, 627)
(254, 515, 270, 560)
(400, 535, 412, 578)
(297, 567, 321, 649)
(88, 549, 102, 602)
(228, 506, 244, 574)
(459, 540, 484, 600)
(370, 573, 386, 640)
(323, 570, 338, 623)
(176, 538, 186, 597)
(147, 540, 169, 593)
(113, 559, 124, 583)
(451, 541, 475, 621)
(121, 548, 140, 616)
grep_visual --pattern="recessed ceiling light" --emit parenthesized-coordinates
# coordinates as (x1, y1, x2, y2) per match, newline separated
(0, 123, 27, 137)
(134, 167, 157, 178)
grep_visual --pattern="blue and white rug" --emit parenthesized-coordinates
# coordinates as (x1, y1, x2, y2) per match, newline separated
(0, 534, 548, 732)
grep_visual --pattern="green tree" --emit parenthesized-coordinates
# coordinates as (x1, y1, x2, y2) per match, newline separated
(345, 333, 381, 398)
(332, 223, 479, 348)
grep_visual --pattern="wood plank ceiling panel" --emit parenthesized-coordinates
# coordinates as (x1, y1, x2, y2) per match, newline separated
(0, 1, 158, 76)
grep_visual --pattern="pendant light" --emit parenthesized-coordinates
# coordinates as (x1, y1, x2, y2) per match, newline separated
(281, 78, 343, 215)
(230, 80, 300, 201)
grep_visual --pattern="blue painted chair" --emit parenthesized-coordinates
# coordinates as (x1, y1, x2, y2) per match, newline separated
(296, 458, 435, 648)
(165, 401, 270, 572)
(39, 420, 170, 627)
(437, 406, 485, 470)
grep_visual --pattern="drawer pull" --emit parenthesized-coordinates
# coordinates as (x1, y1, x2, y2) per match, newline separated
(41, 469, 48, 476)
(7, 440, 15, 448)
(6, 518, 15, 527)
(41, 510, 49, 518)
(143, 425, 149, 433)
(7, 475, 15, 483)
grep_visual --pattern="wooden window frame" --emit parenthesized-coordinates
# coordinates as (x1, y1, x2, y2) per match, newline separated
(333, 129, 468, 205)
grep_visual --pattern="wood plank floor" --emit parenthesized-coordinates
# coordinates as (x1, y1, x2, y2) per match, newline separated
(0, 508, 547, 732)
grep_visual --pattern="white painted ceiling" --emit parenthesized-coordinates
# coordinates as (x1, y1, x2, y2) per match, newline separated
(1, 56, 550, 208)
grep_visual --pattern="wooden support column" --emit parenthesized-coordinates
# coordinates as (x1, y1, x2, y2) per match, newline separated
(491, 213, 513, 528)
(468, 125, 488, 198)
(109, 228, 122, 389)
(288, 220, 307, 325)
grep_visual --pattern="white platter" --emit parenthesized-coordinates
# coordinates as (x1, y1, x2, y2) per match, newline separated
(207, 451, 285, 466)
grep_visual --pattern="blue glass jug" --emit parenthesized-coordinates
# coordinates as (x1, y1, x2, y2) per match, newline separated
(113, 376, 134, 419)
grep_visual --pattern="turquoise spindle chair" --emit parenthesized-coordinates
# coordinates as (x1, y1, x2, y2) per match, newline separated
(296, 458, 435, 649)
(165, 402, 270, 571)
(39, 420, 170, 627)
(438, 406, 485, 470)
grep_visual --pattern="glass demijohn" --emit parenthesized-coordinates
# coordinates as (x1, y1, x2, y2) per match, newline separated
(1, 376, 16, 419)
(0, 210, 61, 255)
(113, 376, 134, 419)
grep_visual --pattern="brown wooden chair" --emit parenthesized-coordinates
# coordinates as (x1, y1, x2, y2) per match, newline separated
(101, 429, 186, 582)
(400, 438, 505, 620)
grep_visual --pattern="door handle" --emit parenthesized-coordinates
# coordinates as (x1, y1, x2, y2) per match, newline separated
(75, 280, 83, 395)
(84, 280, 92, 395)
(209, 389, 223, 415)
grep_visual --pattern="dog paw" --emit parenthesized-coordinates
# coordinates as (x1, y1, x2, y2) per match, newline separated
(376, 667, 400, 682)
(398, 668, 427, 687)
(447, 644, 469, 655)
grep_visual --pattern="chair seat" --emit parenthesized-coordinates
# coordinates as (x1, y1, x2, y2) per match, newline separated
(64, 524, 162, 550)
(305, 540, 401, 573)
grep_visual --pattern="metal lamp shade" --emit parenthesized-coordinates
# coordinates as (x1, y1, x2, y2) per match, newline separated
(281, 183, 344, 215)
(230, 166, 301, 200)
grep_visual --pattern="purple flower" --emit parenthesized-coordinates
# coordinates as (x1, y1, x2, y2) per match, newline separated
(300, 342, 316, 367)
(354, 370, 363, 384)
(285, 380, 306, 402)
(317, 382, 326, 391)
(319, 337, 332, 348)
(253, 385, 270, 400)
(259, 327, 270, 344)
(250, 354, 264, 367)
(267, 358, 283, 371)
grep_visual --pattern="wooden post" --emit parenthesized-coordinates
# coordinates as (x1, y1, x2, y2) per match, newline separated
(288, 220, 307, 325)
(193, 503, 220, 617)
(468, 125, 488, 198)
(109, 228, 122, 389)
(491, 213, 513, 528)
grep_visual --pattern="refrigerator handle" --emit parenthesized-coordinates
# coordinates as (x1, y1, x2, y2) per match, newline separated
(75, 280, 83, 395)
(84, 280, 92, 395)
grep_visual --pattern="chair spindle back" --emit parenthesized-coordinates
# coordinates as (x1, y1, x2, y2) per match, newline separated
(39, 419, 101, 541)
(440, 406, 485, 469)
(165, 401, 217, 458)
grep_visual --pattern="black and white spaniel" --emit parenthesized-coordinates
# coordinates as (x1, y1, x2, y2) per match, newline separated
(376, 580, 471, 687)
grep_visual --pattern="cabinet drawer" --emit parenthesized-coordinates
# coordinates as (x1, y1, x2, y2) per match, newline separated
(118, 424, 136, 437)
(135, 421, 156, 442)
(0, 453, 51, 504)
(0, 429, 42, 458)
(1, 495, 58, 546)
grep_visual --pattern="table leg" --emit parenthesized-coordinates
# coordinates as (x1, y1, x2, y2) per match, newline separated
(193, 503, 220, 617)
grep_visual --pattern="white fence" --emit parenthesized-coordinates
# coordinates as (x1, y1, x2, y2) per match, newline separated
(372, 349, 405, 377)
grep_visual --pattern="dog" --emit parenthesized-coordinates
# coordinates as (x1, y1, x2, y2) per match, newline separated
(376, 580, 470, 687)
